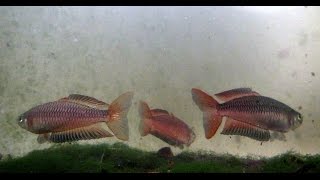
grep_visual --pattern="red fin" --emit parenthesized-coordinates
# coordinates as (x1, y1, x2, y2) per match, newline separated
(215, 88, 260, 102)
(191, 88, 218, 111)
(107, 92, 134, 141)
(221, 118, 270, 141)
(59, 94, 109, 110)
(203, 110, 222, 139)
(138, 101, 152, 136)
(43, 123, 114, 143)
(192, 88, 221, 139)
(151, 109, 169, 116)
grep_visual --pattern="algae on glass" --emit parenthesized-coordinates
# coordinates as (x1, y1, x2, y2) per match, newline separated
(0, 143, 319, 173)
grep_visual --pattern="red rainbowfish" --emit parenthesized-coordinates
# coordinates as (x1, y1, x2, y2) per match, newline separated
(17, 92, 134, 143)
(139, 101, 196, 149)
(191, 88, 303, 141)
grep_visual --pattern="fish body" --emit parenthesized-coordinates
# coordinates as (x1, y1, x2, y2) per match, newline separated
(139, 101, 196, 148)
(219, 96, 298, 132)
(21, 101, 108, 134)
(18, 92, 134, 143)
(191, 88, 302, 141)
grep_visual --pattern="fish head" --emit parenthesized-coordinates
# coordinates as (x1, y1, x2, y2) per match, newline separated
(290, 111, 303, 130)
(17, 113, 28, 130)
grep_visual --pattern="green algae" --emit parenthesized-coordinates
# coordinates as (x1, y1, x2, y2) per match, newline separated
(0, 143, 319, 173)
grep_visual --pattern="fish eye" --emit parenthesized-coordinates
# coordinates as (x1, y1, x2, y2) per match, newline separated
(18, 116, 26, 123)
(297, 114, 303, 123)
(19, 118, 24, 123)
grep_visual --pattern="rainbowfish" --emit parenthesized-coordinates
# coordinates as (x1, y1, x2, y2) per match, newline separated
(139, 101, 196, 149)
(191, 88, 303, 141)
(17, 92, 134, 143)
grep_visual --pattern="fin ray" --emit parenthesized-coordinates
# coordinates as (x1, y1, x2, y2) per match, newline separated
(106, 92, 134, 141)
(215, 88, 260, 102)
(192, 88, 221, 139)
(221, 118, 270, 141)
(59, 94, 109, 110)
(44, 123, 113, 143)
(139, 101, 152, 136)
(203, 110, 222, 139)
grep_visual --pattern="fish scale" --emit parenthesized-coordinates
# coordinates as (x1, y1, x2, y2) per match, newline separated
(220, 96, 292, 115)
(139, 101, 196, 148)
(192, 88, 302, 141)
(18, 92, 134, 143)
(22, 101, 108, 133)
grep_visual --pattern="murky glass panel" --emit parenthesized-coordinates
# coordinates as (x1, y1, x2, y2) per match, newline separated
(0, 6, 319, 172)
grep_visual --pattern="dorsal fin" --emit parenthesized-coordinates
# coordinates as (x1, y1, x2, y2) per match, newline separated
(214, 88, 261, 103)
(59, 94, 109, 110)
(221, 118, 270, 141)
(151, 109, 169, 116)
(38, 122, 114, 143)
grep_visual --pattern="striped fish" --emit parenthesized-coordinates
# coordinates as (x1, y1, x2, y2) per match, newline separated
(17, 92, 134, 143)
(191, 88, 302, 141)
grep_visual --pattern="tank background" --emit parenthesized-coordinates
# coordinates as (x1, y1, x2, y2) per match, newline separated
(0, 6, 319, 158)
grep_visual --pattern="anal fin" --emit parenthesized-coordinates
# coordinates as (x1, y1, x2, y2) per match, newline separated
(37, 133, 50, 144)
(221, 118, 270, 141)
(45, 122, 114, 143)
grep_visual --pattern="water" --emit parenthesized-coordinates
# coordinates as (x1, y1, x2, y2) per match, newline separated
(0, 6, 319, 159)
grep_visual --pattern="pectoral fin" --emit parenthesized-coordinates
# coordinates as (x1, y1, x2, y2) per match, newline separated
(221, 118, 270, 141)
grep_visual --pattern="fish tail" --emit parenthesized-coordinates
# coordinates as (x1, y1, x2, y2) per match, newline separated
(138, 101, 152, 136)
(191, 88, 222, 139)
(106, 91, 134, 141)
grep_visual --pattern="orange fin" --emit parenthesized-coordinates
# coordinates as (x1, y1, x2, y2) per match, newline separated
(215, 88, 260, 102)
(139, 101, 152, 136)
(59, 94, 109, 110)
(221, 118, 270, 141)
(42, 123, 114, 143)
(191, 88, 218, 111)
(203, 110, 222, 139)
(107, 92, 134, 141)
(151, 109, 169, 116)
(192, 88, 221, 139)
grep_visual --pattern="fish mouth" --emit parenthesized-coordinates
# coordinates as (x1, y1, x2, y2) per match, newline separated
(291, 118, 303, 130)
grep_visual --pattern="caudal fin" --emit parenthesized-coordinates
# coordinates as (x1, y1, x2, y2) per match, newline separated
(191, 88, 222, 139)
(107, 91, 134, 141)
(138, 101, 152, 136)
